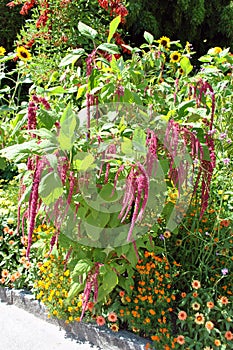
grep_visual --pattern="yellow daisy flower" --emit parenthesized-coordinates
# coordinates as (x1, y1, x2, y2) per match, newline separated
(0, 46, 6, 56)
(170, 51, 181, 63)
(158, 36, 170, 49)
(16, 46, 32, 61)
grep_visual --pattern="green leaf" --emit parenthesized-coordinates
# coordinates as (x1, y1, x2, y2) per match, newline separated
(132, 127, 147, 153)
(0, 157, 6, 170)
(45, 86, 67, 95)
(78, 21, 97, 40)
(59, 48, 85, 67)
(58, 104, 77, 151)
(66, 282, 84, 303)
(0, 140, 39, 161)
(144, 31, 154, 45)
(180, 56, 193, 75)
(77, 85, 86, 100)
(108, 16, 121, 43)
(102, 268, 118, 291)
(99, 183, 118, 202)
(0, 54, 15, 63)
(97, 43, 120, 55)
(121, 137, 133, 155)
(72, 259, 93, 276)
(39, 172, 63, 205)
(79, 154, 95, 171)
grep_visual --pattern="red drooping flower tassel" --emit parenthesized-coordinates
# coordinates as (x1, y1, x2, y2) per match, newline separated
(26, 157, 43, 258)
(80, 262, 103, 321)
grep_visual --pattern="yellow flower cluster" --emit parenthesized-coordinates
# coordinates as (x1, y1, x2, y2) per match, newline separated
(35, 253, 82, 323)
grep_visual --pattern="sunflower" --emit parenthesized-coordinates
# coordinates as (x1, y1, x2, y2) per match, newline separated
(158, 36, 170, 49)
(16, 46, 32, 61)
(170, 51, 181, 63)
(0, 46, 6, 56)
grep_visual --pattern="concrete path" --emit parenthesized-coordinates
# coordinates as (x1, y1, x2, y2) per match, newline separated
(0, 301, 102, 350)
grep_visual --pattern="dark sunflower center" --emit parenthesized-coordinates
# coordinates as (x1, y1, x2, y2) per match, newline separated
(21, 51, 28, 58)
(173, 55, 179, 60)
(161, 40, 168, 46)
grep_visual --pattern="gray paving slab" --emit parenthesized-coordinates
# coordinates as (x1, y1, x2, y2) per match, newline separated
(0, 301, 102, 350)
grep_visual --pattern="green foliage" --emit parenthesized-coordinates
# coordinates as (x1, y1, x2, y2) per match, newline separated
(0, 7, 233, 349)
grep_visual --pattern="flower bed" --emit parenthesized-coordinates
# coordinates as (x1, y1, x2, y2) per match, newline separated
(0, 2, 233, 349)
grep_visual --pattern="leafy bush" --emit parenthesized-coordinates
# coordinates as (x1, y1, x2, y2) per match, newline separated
(0, 6, 232, 350)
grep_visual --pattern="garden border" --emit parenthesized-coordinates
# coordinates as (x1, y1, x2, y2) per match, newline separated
(0, 287, 150, 350)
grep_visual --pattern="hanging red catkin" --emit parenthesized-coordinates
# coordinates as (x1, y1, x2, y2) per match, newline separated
(118, 167, 136, 223)
(146, 129, 158, 177)
(136, 163, 149, 222)
(80, 263, 102, 321)
(26, 157, 43, 258)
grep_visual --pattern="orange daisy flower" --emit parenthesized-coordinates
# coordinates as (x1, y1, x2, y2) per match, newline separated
(176, 335, 185, 345)
(206, 301, 214, 309)
(110, 323, 119, 332)
(1, 269, 9, 278)
(178, 311, 187, 321)
(192, 280, 201, 289)
(225, 331, 233, 340)
(96, 315, 105, 326)
(194, 312, 205, 325)
(219, 296, 229, 305)
(108, 312, 117, 322)
(205, 321, 214, 331)
(214, 339, 221, 346)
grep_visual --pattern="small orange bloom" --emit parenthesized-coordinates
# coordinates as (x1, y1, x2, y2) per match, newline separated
(119, 290, 125, 297)
(1, 269, 9, 278)
(214, 339, 221, 346)
(151, 335, 160, 341)
(205, 321, 214, 330)
(14, 271, 21, 279)
(207, 301, 214, 309)
(10, 275, 16, 282)
(108, 312, 117, 323)
(176, 335, 185, 345)
(178, 311, 187, 321)
(96, 315, 105, 326)
(194, 312, 205, 325)
(225, 331, 233, 340)
(192, 280, 201, 289)
(219, 296, 229, 305)
(87, 301, 94, 312)
(110, 323, 119, 332)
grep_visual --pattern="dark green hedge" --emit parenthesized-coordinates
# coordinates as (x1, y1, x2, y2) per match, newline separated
(0, 1, 26, 52)
(126, 0, 233, 55)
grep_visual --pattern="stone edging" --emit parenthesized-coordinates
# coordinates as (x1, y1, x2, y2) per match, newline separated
(0, 287, 150, 350)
